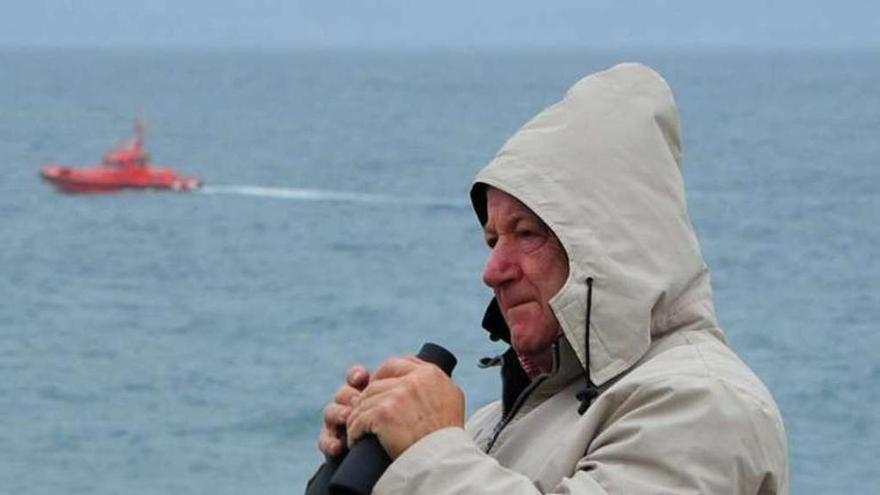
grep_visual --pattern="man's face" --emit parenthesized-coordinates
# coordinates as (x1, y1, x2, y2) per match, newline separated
(482, 188, 569, 361)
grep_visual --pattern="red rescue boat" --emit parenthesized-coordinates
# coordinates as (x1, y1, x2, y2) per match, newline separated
(40, 121, 201, 193)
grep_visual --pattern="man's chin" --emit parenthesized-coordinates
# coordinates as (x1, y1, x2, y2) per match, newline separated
(505, 303, 539, 326)
(509, 320, 558, 354)
(510, 331, 546, 355)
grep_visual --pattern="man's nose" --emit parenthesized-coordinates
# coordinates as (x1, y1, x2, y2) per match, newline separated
(482, 241, 520, 288)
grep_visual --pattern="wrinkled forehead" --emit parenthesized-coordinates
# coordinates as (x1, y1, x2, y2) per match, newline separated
(484, 187, 533, 225)
(474, 184, 554, 232)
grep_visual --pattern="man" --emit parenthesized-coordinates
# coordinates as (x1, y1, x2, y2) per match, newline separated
(314, 63, 789, 494)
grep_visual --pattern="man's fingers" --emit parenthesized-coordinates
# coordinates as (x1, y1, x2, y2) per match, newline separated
(345, 402, 376, 449)
(323, 402, 351, 428)
(315, 365, 372, 459)
(333, 383, 362, 407)
(345, 379, 413, 446)
(357, 376, 409, 404)
(346, 365, 370, 389)
(345, 385, 394, 448)
(318, 428, 344, 457)
(373, 356, 421, 380)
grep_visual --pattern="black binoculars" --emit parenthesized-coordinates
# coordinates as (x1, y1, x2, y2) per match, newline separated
(305, 343, 458, 495)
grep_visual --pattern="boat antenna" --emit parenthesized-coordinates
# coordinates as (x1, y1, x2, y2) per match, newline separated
(134, 119, 145, 148)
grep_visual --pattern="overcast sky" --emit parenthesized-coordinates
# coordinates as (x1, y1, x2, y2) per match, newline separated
(2, 0, 878, 49)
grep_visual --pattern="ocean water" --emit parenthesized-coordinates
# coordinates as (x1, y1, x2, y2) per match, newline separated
(1, 48, 878, 494)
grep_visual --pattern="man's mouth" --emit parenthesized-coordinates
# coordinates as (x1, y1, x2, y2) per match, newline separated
(504, 299, 535, 313)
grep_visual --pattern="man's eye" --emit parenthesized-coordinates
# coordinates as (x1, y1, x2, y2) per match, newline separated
(516, 228, 543, 240)
(517, 229, 547, 252)
(485, 237, 497, 249)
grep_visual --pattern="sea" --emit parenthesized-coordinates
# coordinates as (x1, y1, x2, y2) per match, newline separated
(0, 47, 877, 494)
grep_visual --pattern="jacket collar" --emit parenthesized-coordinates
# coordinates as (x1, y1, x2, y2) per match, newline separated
(483, 299, 587, 414)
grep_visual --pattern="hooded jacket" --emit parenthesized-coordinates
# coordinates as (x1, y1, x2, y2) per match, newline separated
(373, 63, 788, 494)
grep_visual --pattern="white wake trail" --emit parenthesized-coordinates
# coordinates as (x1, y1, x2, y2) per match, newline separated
(199, 185, 467, 208)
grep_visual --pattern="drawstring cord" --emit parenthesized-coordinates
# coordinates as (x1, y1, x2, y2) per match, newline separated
(576, 277, 600, 415)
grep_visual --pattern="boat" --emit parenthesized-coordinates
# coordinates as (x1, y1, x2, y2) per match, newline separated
(40, 121, 201, 193)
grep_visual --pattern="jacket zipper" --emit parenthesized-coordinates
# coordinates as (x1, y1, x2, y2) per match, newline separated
(484, 343, 563, 453)
(485, 375, 548, 453)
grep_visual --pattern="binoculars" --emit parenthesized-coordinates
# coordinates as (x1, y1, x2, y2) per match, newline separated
(305, 343, 458, 495)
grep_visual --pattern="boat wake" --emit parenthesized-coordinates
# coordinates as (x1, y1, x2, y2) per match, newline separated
(199, 185, 468, 208)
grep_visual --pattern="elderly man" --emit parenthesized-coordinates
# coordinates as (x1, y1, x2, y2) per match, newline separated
(313, 63, 789, 494)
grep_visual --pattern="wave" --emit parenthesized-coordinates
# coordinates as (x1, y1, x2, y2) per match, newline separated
(198, 185, 468, 208)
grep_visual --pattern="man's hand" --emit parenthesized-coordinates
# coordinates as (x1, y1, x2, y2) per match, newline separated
(346, 356, 465, 459)
(317, 365, 370, 458)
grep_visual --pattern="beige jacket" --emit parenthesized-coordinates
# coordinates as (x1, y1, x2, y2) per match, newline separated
(374, 63, 788, 494)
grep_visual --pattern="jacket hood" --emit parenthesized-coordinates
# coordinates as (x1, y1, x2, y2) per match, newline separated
(472, 63, 720, 386)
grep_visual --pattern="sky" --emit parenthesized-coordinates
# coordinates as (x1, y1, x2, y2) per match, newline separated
(1, 0, 878, 49)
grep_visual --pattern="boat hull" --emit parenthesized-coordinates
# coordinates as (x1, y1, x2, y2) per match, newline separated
(40, 165, 201, 194)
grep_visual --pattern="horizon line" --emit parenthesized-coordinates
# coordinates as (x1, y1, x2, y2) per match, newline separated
(1, 41, 879, 54)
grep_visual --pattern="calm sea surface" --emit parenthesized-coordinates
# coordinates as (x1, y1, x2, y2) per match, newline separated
(1, 48, 878, 494)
